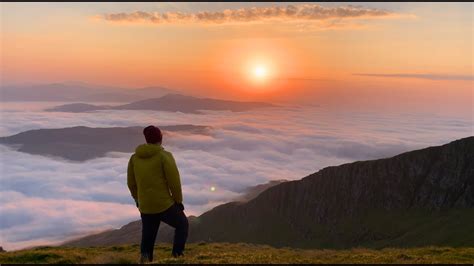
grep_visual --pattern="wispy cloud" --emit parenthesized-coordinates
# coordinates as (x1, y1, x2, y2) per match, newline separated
(354, 73, 474, 81)
(99, 4, 401, 26)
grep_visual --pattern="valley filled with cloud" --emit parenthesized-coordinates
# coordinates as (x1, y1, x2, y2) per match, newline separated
(0, 102, 472, 250)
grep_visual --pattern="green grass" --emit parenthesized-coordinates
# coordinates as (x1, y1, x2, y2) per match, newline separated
(1, 243, 473, 264)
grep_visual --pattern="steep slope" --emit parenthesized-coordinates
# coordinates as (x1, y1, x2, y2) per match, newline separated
(64, 137, 474, 248)
(235, 179, 288, 202)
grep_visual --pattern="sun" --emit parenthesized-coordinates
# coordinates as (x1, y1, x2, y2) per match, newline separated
(242, 58, 276, 88)
(253, 65, 268, 79)
(249, 64, 271, 84)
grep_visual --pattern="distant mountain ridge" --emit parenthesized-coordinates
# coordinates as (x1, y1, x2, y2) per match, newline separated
(46, 94, 275, 113)
(0, 82, 177, 102)
(63, 136, 474, 248)
(0, 125, 211, 161)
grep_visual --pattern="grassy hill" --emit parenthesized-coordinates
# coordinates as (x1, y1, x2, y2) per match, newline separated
(1, 243, 473, 264)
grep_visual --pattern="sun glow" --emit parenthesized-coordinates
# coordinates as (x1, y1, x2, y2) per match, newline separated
(253, 65, 267, 79)
(250, 64, 271, 84)
(241, 59, 280, 92)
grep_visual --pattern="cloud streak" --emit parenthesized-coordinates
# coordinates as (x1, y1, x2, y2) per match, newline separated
(354, 73, 474, 81)
(100, 4, 399, 25)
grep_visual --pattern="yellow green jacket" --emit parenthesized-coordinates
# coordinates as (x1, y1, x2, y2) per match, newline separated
(127, 143, 183, 214)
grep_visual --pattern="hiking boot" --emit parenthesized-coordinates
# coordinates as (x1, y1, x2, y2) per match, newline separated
(139, 254, 150, 264)
(172, 251, 184, 258)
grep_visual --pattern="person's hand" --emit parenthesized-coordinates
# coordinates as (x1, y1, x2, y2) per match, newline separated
(177, 203, 185, 211)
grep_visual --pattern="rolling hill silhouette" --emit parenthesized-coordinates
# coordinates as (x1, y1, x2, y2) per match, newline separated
(0, 82, 177, 102)
(63, 136, 474, 248)
(0, 125, 211, 161)
(46, 94, 275, 113)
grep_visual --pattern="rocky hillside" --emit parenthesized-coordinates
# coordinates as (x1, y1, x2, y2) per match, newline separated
(235, 179, 288, 202)
(64, 137, 474, 248)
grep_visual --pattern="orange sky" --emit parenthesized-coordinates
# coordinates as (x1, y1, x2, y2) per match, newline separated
(1, 2, 472, 114)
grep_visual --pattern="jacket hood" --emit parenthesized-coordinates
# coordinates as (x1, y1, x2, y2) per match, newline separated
(135, 143, 163, 158)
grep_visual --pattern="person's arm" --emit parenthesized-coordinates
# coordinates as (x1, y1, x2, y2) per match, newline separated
(162, 152, 183, 204)
(127, 155, 138, 206)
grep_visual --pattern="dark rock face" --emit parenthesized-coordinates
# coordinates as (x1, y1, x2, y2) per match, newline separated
(255, 136, 473, 224)
(0, 125, 212, 161)
(63, 137, 474, 248)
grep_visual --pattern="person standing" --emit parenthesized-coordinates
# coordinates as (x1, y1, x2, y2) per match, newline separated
(127, 125, 188, 263)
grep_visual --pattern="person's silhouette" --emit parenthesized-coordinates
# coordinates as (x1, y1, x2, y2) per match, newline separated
(127, 125, 188, 263)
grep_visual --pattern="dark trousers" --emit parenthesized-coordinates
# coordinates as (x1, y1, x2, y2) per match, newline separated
(140, 203, 189, 261)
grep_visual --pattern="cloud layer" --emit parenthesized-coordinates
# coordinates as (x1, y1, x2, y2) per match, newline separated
(0, 102, 472, 250)
(100, 4, 396, 25)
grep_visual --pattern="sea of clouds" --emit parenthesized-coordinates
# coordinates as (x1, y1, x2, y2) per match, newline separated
(0, 101, 472, 250)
